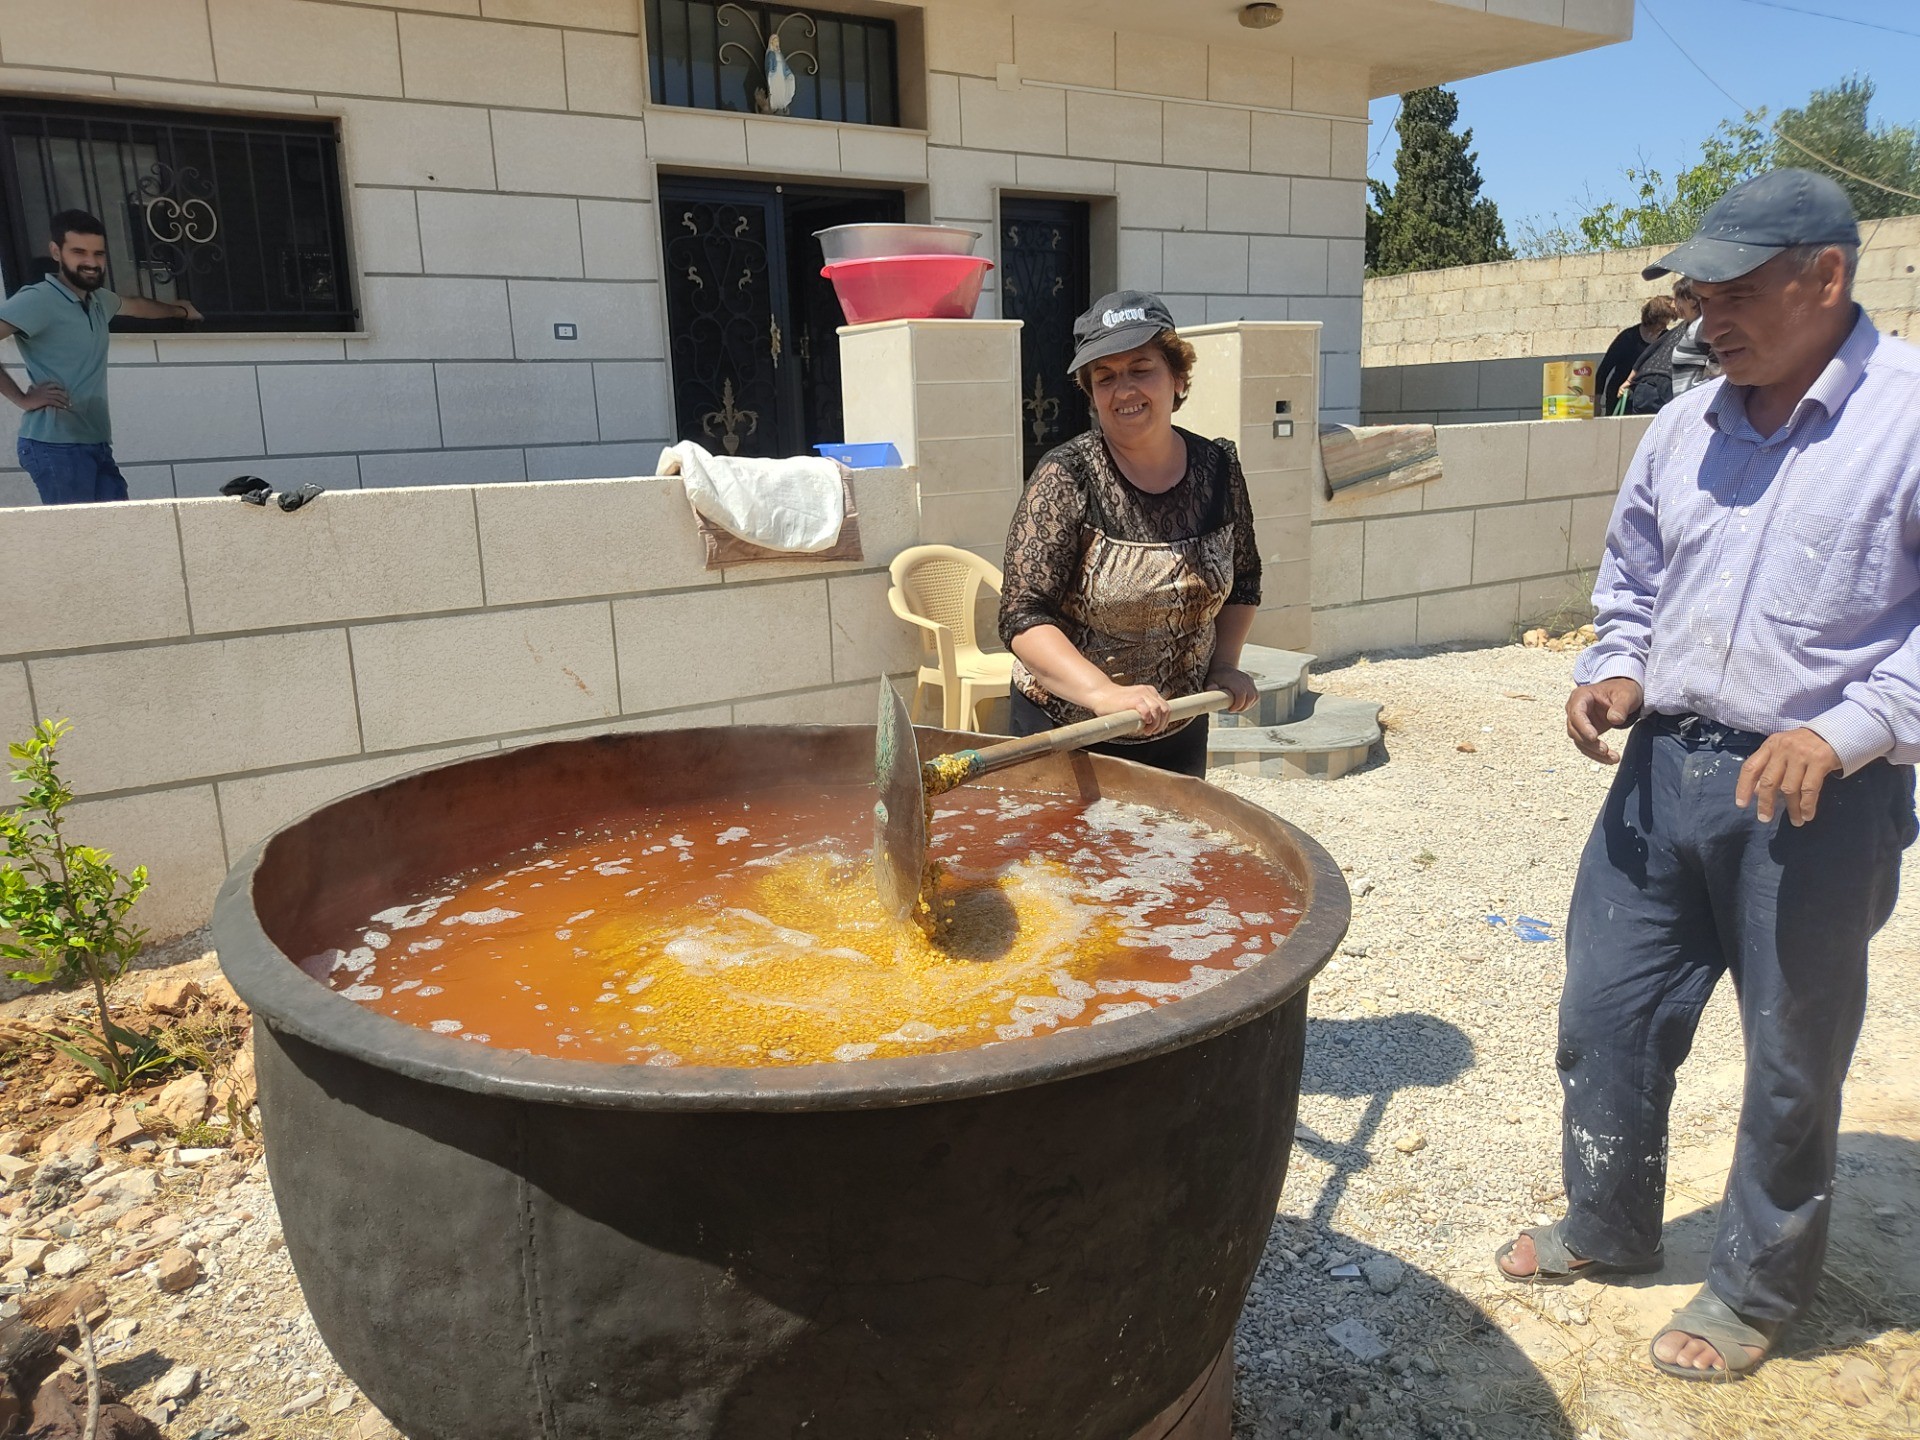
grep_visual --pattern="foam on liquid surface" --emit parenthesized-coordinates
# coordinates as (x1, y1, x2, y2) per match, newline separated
(316, 784, 1302, 1068)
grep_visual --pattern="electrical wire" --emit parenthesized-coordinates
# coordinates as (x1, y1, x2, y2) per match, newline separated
(1642, 0, 1920, 205)
(1368, 98, 1402, 174)
(1716, 0, 1920, 40)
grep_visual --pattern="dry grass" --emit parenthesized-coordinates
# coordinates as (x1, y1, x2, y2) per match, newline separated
(1494, 1275, 1919, 1438)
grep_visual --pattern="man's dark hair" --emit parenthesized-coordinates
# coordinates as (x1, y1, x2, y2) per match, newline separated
(48, 209, 107, 246)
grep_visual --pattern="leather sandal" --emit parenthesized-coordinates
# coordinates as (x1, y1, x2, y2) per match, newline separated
(1650, 1285, 1779, 1383)
(1492, 1220, 1663, 1286)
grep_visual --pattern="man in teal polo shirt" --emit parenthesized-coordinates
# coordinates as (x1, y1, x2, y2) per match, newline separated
(0, 209, 202, 504)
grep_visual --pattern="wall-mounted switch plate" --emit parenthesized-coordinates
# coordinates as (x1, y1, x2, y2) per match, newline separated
(1272, 420, 1294, 438)
(554, 323, 578, 340)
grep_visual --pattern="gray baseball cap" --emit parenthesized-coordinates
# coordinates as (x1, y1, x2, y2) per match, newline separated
(1069, 290, 1176, 372)
(1642, 168, 1859, 282)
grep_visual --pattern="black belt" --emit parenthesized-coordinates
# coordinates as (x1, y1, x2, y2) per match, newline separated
(1647, 712, 1765, 748)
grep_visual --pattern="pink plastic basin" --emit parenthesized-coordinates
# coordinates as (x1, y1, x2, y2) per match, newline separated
(823, 254, 995, 324)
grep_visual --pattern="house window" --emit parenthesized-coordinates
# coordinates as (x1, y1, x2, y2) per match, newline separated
(646, 1, 899, 126)
(0, 97, 356, 332)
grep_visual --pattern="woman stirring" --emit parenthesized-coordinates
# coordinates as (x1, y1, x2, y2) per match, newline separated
(998, 291, 1262, 777)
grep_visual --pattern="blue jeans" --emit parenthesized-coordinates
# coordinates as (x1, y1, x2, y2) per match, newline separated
(1559, 714, 1915, 1323)
(18, 437, 129, 505)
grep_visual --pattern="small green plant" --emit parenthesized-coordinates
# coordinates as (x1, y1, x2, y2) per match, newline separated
(1414, 849, 1438, 868)
(172, 1118, 230, 1149)
(0, 719, 161, 1092)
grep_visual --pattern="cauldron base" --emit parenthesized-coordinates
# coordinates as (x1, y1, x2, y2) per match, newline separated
(1130, 1341, 1232, 1440)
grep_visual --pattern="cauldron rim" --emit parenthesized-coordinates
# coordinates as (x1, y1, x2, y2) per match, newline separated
(213, 725, 1348, 1114)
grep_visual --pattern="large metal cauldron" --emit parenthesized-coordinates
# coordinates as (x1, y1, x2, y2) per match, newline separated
(212, 726, 1347, 1440)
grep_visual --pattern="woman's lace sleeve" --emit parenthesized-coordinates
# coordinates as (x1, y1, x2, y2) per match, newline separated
(998, 459, 1088, 647)
(1222, 441, 1263, 608)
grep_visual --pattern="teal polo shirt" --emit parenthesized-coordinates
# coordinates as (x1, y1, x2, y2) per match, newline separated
(0, 277, 121, 444)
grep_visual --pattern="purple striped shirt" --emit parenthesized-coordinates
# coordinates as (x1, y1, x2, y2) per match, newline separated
(1576, 310, 1920, 774)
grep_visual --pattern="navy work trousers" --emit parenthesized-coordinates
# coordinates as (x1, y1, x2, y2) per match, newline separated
(1559, 714, 1914, 1324)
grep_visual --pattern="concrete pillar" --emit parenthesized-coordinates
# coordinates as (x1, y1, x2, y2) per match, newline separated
(837, 318, 1025, 563)
(1179, 322, 1320, 652)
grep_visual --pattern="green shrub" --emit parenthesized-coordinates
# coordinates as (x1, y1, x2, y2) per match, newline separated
(0, 720, 162, 1091)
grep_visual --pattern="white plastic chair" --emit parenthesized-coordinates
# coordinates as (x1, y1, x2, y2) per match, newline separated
(887, 544, 1016, 731)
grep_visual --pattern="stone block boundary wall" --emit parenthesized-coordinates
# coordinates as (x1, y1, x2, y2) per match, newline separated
(1361, 353, 1591, 426)
(1362, 213, 1920, 371)
(1309, 415, 1652, 658)
(0, 468, 920, 939)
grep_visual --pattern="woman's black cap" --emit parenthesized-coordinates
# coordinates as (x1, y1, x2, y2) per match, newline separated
(1069, 290, 1177, 373)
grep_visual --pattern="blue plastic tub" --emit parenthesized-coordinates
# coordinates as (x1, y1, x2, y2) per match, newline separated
(813, 441, 903, 468)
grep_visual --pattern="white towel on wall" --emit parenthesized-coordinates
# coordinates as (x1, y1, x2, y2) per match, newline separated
(658, 441, 846, 554)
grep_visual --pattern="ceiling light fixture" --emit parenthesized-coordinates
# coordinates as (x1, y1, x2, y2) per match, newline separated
(1239, 3, 1283, 28)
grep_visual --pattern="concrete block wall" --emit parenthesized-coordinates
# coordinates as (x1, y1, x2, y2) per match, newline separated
(925, 10, 1372, 422)
(0, 467, 919, 938)
(839, 318, 1024, 557)
(1310, 414, 1652, 658)
(1363, 214, 1920, 370)
(1178, 321, 1321, 651)
(1361, 353, 1595, 425)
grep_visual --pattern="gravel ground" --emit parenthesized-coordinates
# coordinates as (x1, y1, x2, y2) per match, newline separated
(7, 641, 1914, 1440)
(1214, 642, 1920, 1440)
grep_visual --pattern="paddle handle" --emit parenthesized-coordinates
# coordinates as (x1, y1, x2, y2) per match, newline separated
(965, 690, 1232, 780)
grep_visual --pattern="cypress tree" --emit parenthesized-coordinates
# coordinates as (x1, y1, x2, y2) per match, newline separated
(1366, 87, 1512, 276)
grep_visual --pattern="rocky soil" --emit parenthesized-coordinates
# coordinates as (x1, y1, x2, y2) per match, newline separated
(0, 641, 1910, 1440)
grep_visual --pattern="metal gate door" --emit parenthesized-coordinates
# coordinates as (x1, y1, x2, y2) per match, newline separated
(1000, 197, 1092, 478)
(658, 176, 903, 457)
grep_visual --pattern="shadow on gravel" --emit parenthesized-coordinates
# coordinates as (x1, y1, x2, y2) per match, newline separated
(98, 1348, 176, 1395)
(1233, 1214, 1572, 1440)
(1292, 1014, 1475, 1230)
(1229, 1016, 1565, 1440)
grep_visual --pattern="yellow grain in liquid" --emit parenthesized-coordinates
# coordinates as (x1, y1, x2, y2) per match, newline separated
(315, 784, 1301, 1067)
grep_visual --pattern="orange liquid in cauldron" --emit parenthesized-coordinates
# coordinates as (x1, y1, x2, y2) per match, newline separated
(317, 785, 1302, 1068)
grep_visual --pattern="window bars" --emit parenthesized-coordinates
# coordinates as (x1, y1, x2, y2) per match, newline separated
(646, 0, 899, 126)
(0, 97, 356, 332)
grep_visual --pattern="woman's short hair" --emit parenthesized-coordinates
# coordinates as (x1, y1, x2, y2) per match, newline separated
(1671, 276, 1698, 303)
(1072, 330, 1198, 411)
(1641, 296, 1680, 327)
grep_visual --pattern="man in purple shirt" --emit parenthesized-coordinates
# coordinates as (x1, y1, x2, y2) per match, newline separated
(1493, 170, 1920, 1382)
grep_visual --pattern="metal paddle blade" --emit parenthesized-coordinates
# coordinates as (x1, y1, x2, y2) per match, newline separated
(872, 681, 927, 922)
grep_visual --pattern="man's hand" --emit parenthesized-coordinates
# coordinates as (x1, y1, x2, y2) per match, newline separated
(17, 380, 68, 412)
(1206, 664, 1260, 714)
(178, 300, 204, 322)
(1735, 728, 1841, 826)
(1565, 677, 1644, 764)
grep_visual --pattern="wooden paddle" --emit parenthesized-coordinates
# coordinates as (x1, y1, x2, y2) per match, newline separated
(870, 681, 1231, 922)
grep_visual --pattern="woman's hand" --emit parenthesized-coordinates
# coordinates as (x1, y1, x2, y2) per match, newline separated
(1093, 683, 1171, 735)
(1206, 664, 1260, 714)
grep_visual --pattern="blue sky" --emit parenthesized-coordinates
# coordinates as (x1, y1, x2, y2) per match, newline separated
(1366, 0, 1920, 239)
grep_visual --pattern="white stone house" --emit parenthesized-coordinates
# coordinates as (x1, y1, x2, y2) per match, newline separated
(0, 0, 1631, 506)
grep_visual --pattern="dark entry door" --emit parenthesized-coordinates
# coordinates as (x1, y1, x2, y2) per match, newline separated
(658, 176, 902, 458)
(1000, 197, 1092, 477)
